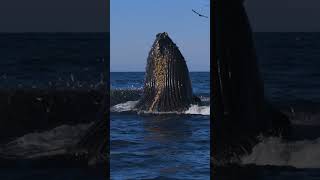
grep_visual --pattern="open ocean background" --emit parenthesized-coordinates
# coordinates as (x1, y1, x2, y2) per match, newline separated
(0, 33, 108, 180)
(0, 33, 108, 89)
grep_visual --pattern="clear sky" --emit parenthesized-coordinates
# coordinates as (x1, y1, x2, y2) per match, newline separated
(110, 0, 210, 72)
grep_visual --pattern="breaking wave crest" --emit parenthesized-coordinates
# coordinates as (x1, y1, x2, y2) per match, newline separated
(110, 101, 210, 116)
(0, 123, 92, 159)
(241, 136, 320, 169)
(110, 100, 139, 112)
(185, 105, 210, 115)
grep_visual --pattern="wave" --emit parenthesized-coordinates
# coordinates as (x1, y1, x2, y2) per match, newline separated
(288, 110, 320, 126)
(185, 105, 210, 115)
(199, 96, 210, 103)
(239, 112, 320, 169)
(241, 136, 320, 169)
(110, 101, 210, 116)
(0, 123, 92, 159)
(110, 100, 139, 112)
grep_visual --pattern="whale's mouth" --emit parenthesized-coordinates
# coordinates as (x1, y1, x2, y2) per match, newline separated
(135, 32, 198, 112)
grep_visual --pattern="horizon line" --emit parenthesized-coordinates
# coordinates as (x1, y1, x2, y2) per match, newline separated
(110, 71, 210, 73)
(0, 32, 109, 33)
(253, 31, 320, 33)
(2, 31, 320, 33)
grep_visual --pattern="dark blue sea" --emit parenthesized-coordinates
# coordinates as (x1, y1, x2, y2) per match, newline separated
(216, 33, 320, 180)
(0, 33, 108, 89)
(0, 33, 108, 180)
(110, 72, 210, 180)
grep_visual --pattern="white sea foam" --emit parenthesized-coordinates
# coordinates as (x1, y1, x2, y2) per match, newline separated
(199, 96, 210, 102)
(0, 123, 92, 158)
(110, 101, 139, 112)
(185, 105, 210, 115)
(241, 136, 320, 169)
(110, 101, 210, 115)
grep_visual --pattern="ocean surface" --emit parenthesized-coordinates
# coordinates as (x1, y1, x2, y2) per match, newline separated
(0, 33, 108, 89)
(216, 33, 320, 180)
(110, 72, 210, 180)
(0, 33, 108, 180)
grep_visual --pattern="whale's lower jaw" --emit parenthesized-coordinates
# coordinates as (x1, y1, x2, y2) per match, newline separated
(135, 58, 194, 112)
(135, 32, 196, 112)
(136, 91, 193, 112)
(135, 65, 195, 112)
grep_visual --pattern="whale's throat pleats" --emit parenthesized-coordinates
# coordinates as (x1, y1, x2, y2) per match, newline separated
(136, 32, 194, 112)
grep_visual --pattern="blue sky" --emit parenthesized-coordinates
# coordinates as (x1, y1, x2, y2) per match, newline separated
(111, 0, 210, 72)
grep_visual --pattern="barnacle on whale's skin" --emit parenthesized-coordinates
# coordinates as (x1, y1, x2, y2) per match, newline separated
(136, 32, 200, 112)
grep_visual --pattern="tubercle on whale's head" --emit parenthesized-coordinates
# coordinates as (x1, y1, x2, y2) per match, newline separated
(156, 32, 169, 39)
(150, 32, 183, 61)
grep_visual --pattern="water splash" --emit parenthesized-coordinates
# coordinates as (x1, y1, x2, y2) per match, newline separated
(185, 105, 210, 115)
(110, 101, 139, 112)
(0, 123, 92, 159)
(241, 136, 320, 169)
(110, 101, 210, 115)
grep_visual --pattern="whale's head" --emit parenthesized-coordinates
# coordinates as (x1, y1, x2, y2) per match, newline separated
(136, 32, 198, 112)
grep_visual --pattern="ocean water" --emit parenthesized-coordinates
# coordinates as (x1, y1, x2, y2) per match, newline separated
(0, 33, 108, 89)
(110, 72, 210, 180)
(216, 33, 320, 179)
(0, 33, 108, 180)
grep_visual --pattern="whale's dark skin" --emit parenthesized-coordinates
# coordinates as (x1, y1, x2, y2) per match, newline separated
(136, 32, 200, 112)
(213, 0, 291, 163)
(72, 32, 200, 165)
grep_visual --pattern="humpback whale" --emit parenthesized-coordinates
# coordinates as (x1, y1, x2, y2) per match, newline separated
(73, 32, 200, 165)
(136, 32, 200, 112)
(213, 0, 291, 162)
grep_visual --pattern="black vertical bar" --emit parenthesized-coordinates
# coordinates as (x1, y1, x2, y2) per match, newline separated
(106, 0, 110, 178)
(211, 0, 225, 175)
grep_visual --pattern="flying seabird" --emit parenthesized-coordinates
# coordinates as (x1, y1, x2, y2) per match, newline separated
(192, 9, 208, 18)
